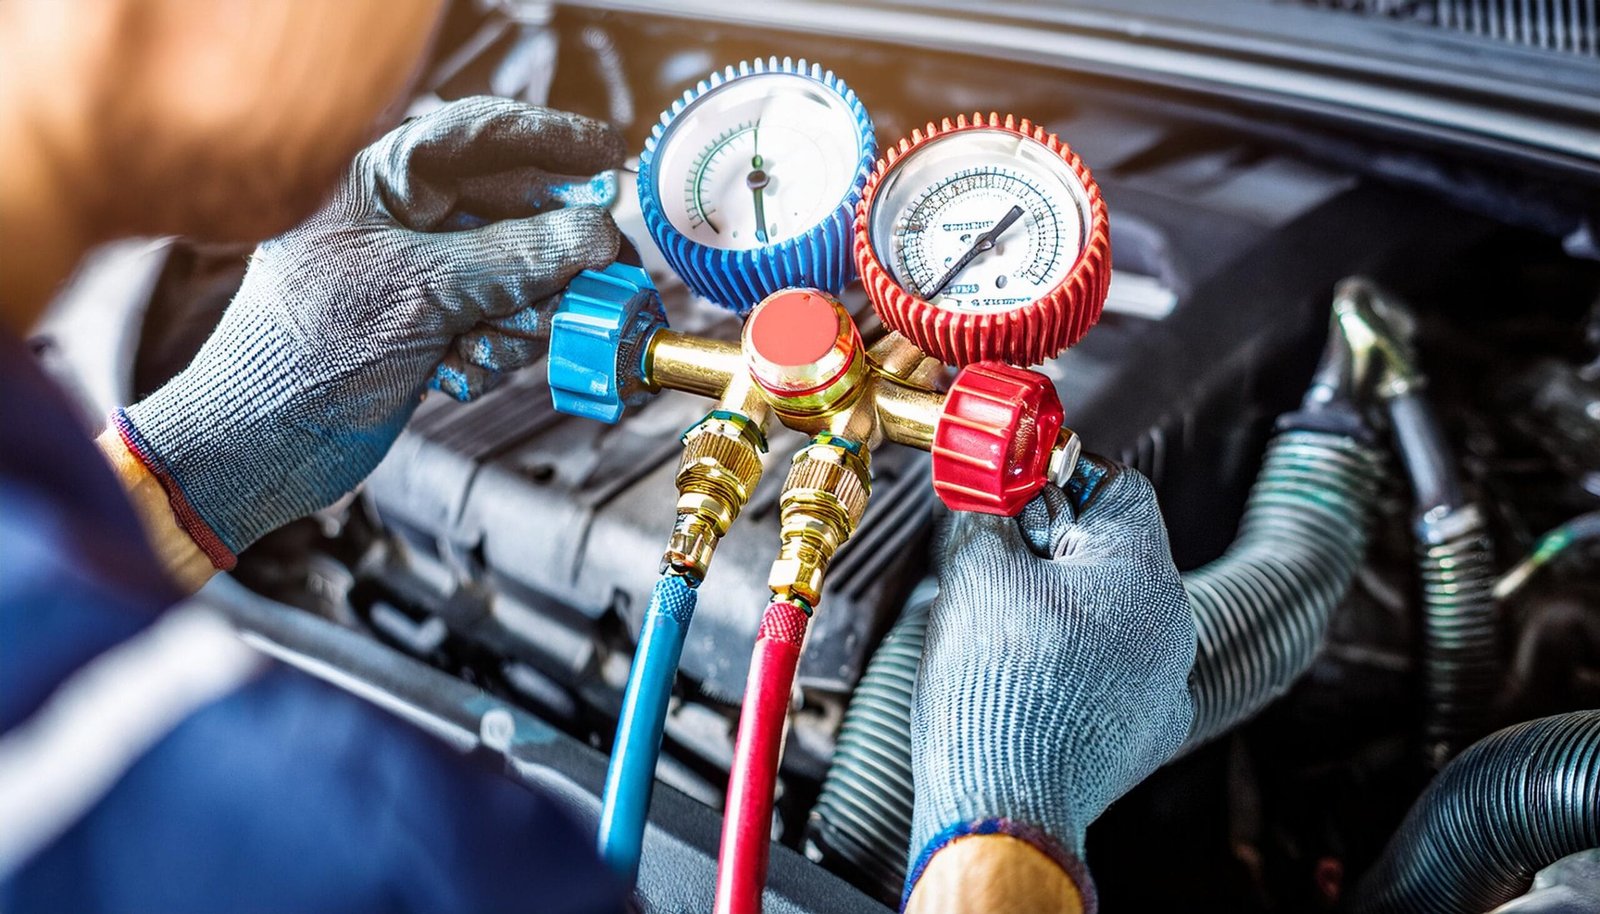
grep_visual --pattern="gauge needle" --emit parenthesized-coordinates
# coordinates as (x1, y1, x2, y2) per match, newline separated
(747, 154, 770, 244)
(921, 204, 1026, 300)
(746, 120, 771, 243)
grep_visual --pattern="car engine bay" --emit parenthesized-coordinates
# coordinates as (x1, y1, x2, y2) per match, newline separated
(34, 2, 1600, 911)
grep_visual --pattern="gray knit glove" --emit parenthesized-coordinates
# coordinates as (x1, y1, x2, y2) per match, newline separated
(907, 460, 1197, 909)
(116, 97, 622, 566)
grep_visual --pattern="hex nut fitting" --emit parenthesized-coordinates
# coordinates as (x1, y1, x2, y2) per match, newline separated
(663, 412, 767, 580)
(768, 440, 871, 605)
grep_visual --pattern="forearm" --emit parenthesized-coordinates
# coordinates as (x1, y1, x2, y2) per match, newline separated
(96, 428, 217, 594)
(905, 835, 1086, 914)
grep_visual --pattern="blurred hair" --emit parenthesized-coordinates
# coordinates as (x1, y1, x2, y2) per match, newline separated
(3, 0, 444, 245)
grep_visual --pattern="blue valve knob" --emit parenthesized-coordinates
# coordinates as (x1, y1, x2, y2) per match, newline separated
(548, 262, 668, 423)
(637, 57, 876, 315)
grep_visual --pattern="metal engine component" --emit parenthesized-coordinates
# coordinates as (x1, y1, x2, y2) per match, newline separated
(1507, 359, 1600, 492)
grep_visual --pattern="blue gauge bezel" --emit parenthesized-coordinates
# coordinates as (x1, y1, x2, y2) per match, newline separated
(638, 57, 876, 315)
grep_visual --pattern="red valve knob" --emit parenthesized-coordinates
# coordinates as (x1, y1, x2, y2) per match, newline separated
(854, 113, 1112, 367)
(932, 361, 1064, 515)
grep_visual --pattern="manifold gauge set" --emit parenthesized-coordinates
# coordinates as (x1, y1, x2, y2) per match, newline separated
(634, 57, 1108, 364)
(541, 57, 1111, 912)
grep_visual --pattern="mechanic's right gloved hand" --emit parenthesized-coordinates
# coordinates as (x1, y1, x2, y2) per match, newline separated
(907, 460, 1197, 908)
(114, 97, 623, 568)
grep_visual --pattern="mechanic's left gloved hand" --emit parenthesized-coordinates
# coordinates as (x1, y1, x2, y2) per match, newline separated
(115, 97, 623, 568)
(906, 461, 1197, 910)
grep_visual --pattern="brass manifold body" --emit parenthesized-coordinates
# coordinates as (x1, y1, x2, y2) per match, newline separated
(643, 287, 1077, 609)
(648, 302, 939, 602)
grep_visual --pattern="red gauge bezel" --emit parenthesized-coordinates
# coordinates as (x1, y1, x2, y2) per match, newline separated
(854, 112, 1112, 367)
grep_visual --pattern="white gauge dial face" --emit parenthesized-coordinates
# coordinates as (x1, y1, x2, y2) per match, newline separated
(655, 72, 861, 251)
(868, 129, 1092, 312)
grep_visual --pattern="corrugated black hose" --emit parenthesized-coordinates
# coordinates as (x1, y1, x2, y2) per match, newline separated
(1182, 422, 1384, 749)
(1352, 710, 1600, 914)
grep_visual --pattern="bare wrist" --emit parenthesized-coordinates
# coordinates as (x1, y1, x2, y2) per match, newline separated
(96, 426, 219, 594)
(905, 832, 1088, 914)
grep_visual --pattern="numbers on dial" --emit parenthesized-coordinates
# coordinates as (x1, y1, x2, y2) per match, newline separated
(890, 168, 1066, 309)
(866, 128, 1091, 315)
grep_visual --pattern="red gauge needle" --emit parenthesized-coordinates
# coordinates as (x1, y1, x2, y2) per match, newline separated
(921, 204, 1025, 300)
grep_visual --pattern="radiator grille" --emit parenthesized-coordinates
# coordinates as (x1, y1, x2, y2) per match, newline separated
(1293, 0, 1599, 56)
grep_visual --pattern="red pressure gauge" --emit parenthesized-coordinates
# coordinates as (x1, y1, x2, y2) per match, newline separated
(855, 113, 1111, 366)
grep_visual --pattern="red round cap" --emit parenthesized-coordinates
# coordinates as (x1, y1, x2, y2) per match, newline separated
(932, 361, 1064, 516)
(742, 289, 860, 399)
(855, 113, 1111, 367)
(747, 290, 840, 367)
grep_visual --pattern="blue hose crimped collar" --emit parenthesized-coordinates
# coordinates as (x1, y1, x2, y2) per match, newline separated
(637, 57, 876, 314)
(644, 572, 697, 627)
(548, 262, 667, 423)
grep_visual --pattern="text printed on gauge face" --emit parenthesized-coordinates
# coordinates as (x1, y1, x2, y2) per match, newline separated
(892, 168, 1068, 309)
(868, 128, 1093, 313)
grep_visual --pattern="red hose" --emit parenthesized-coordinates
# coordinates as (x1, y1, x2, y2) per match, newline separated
(714, 599, 811, 914)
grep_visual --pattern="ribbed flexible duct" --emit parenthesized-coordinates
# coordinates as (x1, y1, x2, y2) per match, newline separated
(1182, 428, 1383, 748)
(808, 427, 1383, 894)
(1389, 391, 1502, 763)
(1353, 710, 1600, 913)
(805, 590, 931, 905)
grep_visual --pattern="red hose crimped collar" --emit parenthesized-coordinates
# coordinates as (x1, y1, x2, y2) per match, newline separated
(756, 599, 809, 646)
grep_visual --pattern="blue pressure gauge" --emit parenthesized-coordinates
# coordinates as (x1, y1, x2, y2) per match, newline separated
(638, 57, 875, 314)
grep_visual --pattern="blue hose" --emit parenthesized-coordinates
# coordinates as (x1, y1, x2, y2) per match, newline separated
(597, 574, 698, 882)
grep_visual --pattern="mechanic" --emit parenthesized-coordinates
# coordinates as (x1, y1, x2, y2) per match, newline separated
(1, 3, 627, 912)
(0, 2, 1195, 912)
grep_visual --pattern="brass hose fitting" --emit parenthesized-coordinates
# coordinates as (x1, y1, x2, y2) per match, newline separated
(664, 411, 767, 582)
(768, 436, 872, 606)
